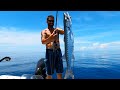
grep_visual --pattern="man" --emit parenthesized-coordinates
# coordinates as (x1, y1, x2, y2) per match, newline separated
(41, 15, 64, 79)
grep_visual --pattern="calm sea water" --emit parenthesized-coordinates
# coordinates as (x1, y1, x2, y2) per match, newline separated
(0, 51, 120, 79)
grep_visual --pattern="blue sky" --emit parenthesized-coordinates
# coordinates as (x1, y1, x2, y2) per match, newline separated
(0, 11, 120, 53)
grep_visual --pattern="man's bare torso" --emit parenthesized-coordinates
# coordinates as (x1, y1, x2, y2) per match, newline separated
(43, 28, 60, 49)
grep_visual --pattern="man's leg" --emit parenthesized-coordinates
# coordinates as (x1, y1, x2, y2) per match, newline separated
(56, 49, 63, 79)
(45, 49, 55, 79)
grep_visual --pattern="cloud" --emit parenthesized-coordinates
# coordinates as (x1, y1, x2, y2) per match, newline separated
(73, 29, 120, 52)
(99, 44, 108, 49)
(0, 27, 41, 46)
(79, 46, 87, 51)
(0, 26, 65, 52)
(91, 42, 108, 49)
(79, 41, 120, 52)
(0, 26, 120, 53)
(0, 26, 45, 52)
(59, 23, 120, 52)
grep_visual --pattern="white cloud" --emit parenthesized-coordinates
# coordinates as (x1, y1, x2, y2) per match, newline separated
(79, 46, 87, 51)
(59, 28, 120, 52)
(79, 41, 120, 52)
(1, 26, 120, 53)
(0, 27, 45, 52)
(0, 26, 65, 52)
(0, 27, 41, 46)
(99, 44, 108, 49)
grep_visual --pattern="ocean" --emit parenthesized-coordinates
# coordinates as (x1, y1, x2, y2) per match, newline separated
(0, 51, 120, 79)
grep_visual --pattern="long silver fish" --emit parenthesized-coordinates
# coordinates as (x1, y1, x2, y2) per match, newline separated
(63, 12, 75, 79)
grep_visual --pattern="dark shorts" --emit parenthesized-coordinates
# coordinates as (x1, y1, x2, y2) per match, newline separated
(45, 48, 63, 75)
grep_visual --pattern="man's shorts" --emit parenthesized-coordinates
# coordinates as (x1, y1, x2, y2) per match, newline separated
(45, 48, 63, 75)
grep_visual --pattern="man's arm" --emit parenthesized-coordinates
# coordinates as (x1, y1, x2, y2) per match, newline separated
(41, 30, 57, 44)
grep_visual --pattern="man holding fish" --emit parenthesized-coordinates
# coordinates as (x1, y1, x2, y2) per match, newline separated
(41, 15, 64, 79)
(41, 12, 74, 79)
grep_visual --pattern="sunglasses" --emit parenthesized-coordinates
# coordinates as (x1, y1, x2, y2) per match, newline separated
(48, 20, 54, 22)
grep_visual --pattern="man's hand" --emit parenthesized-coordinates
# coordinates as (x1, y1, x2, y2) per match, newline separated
(54, 28, 60, 34)
(55, 28, 64, 34)
(50, 30, 58, 41)
(41, 29, 58, 44)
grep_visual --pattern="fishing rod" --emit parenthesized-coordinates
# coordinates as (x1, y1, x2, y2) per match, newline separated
(50, 11, 59, 77)
(55, 11, 58, 29)
(53, 11, 58, 45)
(54, 11, 58, 35)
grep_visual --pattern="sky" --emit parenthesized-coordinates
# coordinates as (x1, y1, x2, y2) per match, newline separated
(0, 11, 120, 54)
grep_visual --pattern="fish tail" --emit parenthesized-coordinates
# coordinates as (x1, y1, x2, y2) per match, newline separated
(64, 70, 74, 79)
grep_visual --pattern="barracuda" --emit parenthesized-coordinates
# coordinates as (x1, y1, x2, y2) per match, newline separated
(63, 12, 75, 79)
